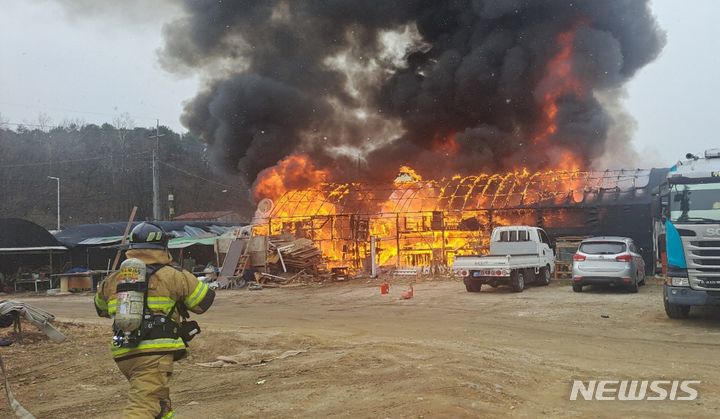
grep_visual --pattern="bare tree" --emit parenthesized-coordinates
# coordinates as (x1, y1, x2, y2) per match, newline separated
(112, 112, 134, 131)
(60, 118, 87, 131)
(37, 112, 53, 131)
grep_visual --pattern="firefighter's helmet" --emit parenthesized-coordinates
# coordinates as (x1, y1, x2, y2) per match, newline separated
(128, 222, 169, 250)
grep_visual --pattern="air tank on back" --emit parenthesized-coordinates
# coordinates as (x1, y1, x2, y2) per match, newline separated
(114, 258, 146, 344)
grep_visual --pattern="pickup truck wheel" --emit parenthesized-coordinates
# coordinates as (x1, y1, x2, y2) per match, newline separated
(510, 271, 525, 292)
(464, 278, 481, 293)
(664, 299, 690, 319)
(463, 278, 473, 292)
(537, 266, 551, 286)
(524, 268, 536, 284)
(572, 284, 583, 292)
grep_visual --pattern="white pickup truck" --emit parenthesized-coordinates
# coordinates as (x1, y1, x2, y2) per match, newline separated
(454, 226, 555, 292)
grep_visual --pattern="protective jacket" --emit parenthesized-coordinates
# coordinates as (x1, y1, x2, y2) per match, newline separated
(94, 249, 214, 360)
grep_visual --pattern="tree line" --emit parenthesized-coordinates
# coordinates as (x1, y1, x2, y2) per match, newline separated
(0, 117, 254, 229)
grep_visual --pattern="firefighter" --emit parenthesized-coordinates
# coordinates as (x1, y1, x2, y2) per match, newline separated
(94, 222, 215, 419)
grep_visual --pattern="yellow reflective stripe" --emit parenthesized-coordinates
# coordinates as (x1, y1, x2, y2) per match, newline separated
(94, 294, 108, 310)
(108, 298, 118, 315)
(184, 282, 209, 309)
(147, 297, 176, 314)
(110, 338, 186, 357)
(161, 411, 175, 419)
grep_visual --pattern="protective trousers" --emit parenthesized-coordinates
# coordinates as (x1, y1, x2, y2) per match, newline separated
(116, 353, 175, 419)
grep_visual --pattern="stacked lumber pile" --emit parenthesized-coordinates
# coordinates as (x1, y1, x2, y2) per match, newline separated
(256, 269, 330, 287)
(268, 234, 324, 274)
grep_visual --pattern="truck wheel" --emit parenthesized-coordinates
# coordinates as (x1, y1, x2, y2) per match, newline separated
(524, 268, 536, 284)
(464, 278, 481, 293)
(537, 266, 551, 286)
(510, 270, 525, 292)
(572, 284, 583, 292)
(464, 278, 473, 292)
(664, 299, 690, 319)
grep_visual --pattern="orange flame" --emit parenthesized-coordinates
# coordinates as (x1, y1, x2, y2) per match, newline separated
(253, 154, 329, 201)
(432, 133, 460, 156)
(530, 25, 587, 169)
(394, 166, 423, 185)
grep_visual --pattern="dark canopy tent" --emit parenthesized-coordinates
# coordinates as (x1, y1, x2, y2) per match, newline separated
(0, 218, 66, 251)
(0, 218, 69, 288)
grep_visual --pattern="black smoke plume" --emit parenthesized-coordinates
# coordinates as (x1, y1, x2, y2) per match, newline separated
(161, 0, 665, 194)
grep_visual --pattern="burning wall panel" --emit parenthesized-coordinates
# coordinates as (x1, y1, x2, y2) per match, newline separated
(259, 168, 666, 270)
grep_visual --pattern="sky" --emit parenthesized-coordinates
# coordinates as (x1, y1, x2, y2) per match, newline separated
(0, 0, 718, 168)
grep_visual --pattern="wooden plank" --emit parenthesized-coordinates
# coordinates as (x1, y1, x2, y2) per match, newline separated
(111, 206, 137, 271)
(219, 240, 244, 278)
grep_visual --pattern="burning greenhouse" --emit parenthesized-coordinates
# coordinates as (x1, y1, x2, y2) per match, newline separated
(162, 1, 668, 273)
(253, 167, 668, 272)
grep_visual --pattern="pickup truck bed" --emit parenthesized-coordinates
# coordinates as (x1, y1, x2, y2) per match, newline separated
(454, 254, 548, 271)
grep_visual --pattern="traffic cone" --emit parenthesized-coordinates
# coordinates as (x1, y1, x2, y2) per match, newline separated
(401, 284, 414, 300)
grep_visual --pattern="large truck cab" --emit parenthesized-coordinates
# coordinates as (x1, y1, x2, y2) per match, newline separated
(663, 149, 720, 318)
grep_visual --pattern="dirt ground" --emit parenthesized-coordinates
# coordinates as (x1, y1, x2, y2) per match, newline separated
(1, 278, 719, 418)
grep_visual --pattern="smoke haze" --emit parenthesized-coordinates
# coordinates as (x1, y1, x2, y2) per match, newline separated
(160, 0, 666, 194)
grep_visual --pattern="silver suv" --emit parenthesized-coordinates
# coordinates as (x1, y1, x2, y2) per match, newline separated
(572, 237, 646, 293)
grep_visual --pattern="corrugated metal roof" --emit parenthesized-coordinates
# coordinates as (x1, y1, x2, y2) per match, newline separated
(77, 236, 123, 245)
(168, 236, 218, 249)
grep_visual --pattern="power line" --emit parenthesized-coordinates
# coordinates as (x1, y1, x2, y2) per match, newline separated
(0, 122, 236, 190)
(0, 120, 162, 130)
(0, 101, 159, 122)
(1, 121, 70, 130)
(158, 160, 240, 191)
(0, 151, 151, 168)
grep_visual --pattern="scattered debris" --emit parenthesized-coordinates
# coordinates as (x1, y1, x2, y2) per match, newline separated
(601, 314, 610, 319)
(0, 301, 66, 343)
(196, 349, 308, 368)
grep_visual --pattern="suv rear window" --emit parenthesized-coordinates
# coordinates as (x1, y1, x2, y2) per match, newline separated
(579, 242, 626, 255)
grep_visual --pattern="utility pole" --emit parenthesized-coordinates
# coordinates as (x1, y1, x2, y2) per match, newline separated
(149, 119, 165, 221)
(47, 176, 60, 230)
